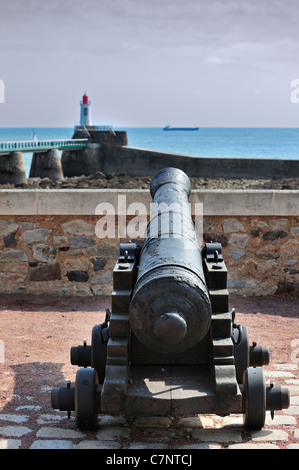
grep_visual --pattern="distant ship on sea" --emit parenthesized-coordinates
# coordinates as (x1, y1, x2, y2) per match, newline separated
(163, 124, 199, 131)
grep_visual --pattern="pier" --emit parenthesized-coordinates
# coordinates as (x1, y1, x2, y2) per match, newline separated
(0, 139, 88, 155)
(0, 138, 88, 184)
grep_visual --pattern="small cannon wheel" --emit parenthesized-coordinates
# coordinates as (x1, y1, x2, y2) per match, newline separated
(243, 367, 266, 430)
(75, 368, 98, 430)
(233, 324, 249, 384)
(91, 324, 108, 384)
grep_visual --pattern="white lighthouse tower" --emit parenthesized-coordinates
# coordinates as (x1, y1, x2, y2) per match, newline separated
(80, 92, 92, 127)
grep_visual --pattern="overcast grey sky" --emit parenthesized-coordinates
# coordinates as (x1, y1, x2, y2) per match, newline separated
(0, 0, 299, 127)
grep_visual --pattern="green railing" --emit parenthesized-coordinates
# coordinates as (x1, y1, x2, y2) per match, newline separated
(0, 139, 88, 154)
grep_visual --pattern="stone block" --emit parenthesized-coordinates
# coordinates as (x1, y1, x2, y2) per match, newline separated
(228, 233, 249, 249)
(33, 245, 57, 262)
(91, 272, 112, 284)
(4, 232, 17, 248)
(53, 236, 68, 245)
(64, 258, 90, 272)
(222, 218, 246, 233)
(0, 220, 18, 236)
(70, 237, 96, 248)
(91, 257, 108, 271)
(87, 245, 119, 258)
(229, 251, 246, 260)
(0, 249, 28, 262)
(66, 270, 89, 282)
(203, 232, 228, 246)
(263, 230, 288, 240)
(62, 220, 95, 236)
(291, 226, 299, 237)
(22, 229, 51, 244)
(30, 263, 61, 281)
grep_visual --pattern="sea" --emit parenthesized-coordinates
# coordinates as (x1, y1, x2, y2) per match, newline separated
(0, 127, 299, 177)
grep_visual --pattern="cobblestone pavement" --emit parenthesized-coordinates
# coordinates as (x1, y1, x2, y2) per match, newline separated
(0, 364, 298, 450)
(0, 294, 298, 450)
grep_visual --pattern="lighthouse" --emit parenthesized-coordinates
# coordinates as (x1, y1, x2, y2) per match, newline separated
(80, 93, 92, 127)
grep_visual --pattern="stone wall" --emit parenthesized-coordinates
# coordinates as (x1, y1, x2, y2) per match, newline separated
(0, 189, 298, 297)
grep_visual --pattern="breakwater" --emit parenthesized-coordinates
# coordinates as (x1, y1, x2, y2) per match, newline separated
(61, 128, 299, 179)
(1, 127, 299, 184)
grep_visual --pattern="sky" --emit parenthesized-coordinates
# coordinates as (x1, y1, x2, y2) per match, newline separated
(0, 0, 299, 127)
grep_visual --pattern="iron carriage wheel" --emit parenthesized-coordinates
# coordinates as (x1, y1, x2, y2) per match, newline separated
(243, 367, 266, 430)
(75, 367, 99, 431)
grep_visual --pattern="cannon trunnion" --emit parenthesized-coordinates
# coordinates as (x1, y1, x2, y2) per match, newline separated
(51, 167, 290, 430)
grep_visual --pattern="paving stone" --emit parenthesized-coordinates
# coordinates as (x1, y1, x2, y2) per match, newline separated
(30, 440, 74, 449)
(0, 413, 29, 423)
(228, 443, 280, 449)
(250, 429, 289, 442)
(190, 428, 242, 443)
(265, 371, 296, 378)
(132, 416, 173, 428)
(286, 381, 299, 386)
(274, 363, 298, 371)
(0, 426, 32, 437)
(294, 429, 299, 439)
(178, 416, 213, 428)
(142, 428, 182, 441)
(287, 443, 299, 449)
(127, 442, 169, 449)
(36, 426, 85, 439)
(217, 415, 244, 428)
(178, 442, 222, 449)
(96, 426, 131, 440)
(15, 405, 42, 412)
(76, 440, 122, 449)
(37, 414, 68, 424)
(291, 396, 299, 405)
(97, 415, 128, 427)
(283, 406, 299, 415)
(0, 439, 22, 449)
(265, 413, 297, 426)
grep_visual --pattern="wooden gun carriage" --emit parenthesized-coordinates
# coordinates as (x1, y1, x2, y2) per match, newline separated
(51, 168, 289, 430)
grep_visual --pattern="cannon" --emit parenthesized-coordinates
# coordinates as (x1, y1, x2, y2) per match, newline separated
(51, 167, 290, 430)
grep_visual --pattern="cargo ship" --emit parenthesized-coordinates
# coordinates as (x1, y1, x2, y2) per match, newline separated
(163, 125, 199, 131)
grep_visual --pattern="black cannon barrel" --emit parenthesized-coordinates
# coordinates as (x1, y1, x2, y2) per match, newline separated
(129, 167, 212, 354)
